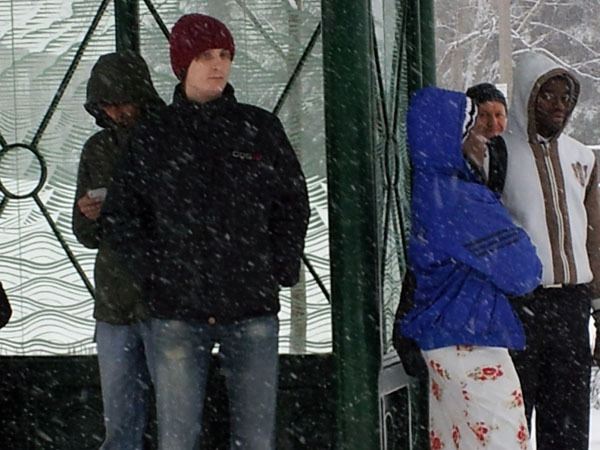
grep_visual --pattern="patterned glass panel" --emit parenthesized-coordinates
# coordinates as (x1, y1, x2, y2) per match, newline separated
(372, 0, 411, 358)
(0, 0, 329, 355)
(0, 0, 117, 355)
(374, 2, 415, 448)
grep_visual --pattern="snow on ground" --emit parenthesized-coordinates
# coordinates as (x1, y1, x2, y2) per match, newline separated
(591, 407, 600, 450)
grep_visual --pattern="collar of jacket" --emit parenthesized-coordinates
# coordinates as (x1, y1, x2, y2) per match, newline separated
(172, 83, 237, 119)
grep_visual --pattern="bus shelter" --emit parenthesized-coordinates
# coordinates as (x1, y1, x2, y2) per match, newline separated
(0, 0, 434, 448)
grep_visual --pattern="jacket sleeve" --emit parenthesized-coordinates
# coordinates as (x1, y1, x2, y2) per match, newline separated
(585, 160, 600, 299)
(100, 133, 156, 281)
(414, 177, 541, 297)
(459, 227, 541, 297)
(72, 140, 101, 249)
(267, 117, 310, 287)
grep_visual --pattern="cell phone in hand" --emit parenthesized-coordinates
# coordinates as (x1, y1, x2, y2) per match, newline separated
(87, 187, 107, 201)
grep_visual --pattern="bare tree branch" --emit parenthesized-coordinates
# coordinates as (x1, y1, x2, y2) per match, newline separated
(514, 0, 545, 34)
(529, 20, 600, 60)
(513, 46, 600, 82)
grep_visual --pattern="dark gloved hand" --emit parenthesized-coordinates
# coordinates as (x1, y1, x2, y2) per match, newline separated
(393, 328, 429, 379)
(0, 282, 12, 328)
(393, 271, 429, 379)
(593, 310, 600, 366)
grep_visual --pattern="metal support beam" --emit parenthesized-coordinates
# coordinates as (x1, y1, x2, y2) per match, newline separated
(115, 0, 140, 53)
(405, 1, 436, 449)
(407, 0, 436, 92)
(419, 0, 436, 87)
(321, 0, 380, 448)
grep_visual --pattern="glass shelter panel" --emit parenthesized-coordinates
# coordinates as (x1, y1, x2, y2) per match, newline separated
(0, 0, 330, 355)
(372, 0, 411, 359)
(372, 1, 431, 448)
(0, 0, 118, 354)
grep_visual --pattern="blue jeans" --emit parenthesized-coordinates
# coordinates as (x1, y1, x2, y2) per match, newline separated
(151, 315, 279, 450)
(95, 320, 154, 450)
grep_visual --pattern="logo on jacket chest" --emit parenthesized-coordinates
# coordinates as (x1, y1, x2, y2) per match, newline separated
(571, 161, 588, 187)
(232, 150, 262, 161)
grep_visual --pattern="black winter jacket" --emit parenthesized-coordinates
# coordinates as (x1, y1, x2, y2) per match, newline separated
(72, 51, 165, 324)
(102, 84, 310, 324)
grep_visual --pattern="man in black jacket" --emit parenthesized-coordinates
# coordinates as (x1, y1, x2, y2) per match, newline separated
(73, 51, 165, 450)
(102, 13, 310, 450)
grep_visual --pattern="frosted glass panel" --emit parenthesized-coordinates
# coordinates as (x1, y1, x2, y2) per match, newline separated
(0, 0, 330, 355)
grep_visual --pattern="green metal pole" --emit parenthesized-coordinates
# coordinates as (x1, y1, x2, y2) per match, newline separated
(419, 0, 436, 86)
(406, 0, 423, 94)
(321, 1, 381, 449)
(406, 0, 436, 91)
(114, 0, 140, 53)
(405, 1, 436, 449)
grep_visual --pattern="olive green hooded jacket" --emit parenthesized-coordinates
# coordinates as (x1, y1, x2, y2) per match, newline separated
(72, 51, 165, 324)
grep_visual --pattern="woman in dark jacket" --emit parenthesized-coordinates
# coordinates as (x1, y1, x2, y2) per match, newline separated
(73, 51, 165, 450)
(101, 14, 309, 450)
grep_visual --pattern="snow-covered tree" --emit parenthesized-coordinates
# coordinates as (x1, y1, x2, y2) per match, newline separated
(435, 0, 600, 144)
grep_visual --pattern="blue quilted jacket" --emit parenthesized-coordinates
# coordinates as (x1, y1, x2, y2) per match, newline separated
(400, 87, 542, 350)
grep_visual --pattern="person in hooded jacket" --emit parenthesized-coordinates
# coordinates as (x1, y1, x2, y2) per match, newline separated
(72, 51, 165, 450)
(101, 14, 310, 450)
(393, 83, 511, 379)
(502, 51, 600, 450)
(400, 86, 542, 450)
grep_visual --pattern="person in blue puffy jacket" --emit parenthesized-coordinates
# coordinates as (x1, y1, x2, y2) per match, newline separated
(401, 87, 542, 450)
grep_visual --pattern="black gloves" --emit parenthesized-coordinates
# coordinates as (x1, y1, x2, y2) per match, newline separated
(392, 271, 428, 379)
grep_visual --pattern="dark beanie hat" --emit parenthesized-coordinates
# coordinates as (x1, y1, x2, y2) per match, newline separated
(169, 13, 235, 80)
(466, 83, 507, 112)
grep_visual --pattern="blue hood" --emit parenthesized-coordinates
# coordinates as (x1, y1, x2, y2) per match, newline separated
(401, 87, 542, 350)
(408, 87, 472, 176)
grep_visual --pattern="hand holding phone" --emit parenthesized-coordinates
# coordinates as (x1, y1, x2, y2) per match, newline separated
(87, 187, 107, 201)
(78, 187, 107, 220)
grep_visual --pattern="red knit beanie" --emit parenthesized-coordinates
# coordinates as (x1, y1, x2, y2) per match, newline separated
(169, 14, 236, 80)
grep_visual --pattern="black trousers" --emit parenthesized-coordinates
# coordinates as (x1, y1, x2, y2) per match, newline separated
(510, 285, 592, 450)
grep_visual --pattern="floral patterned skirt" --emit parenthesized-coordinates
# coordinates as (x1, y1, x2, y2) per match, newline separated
(422, 346, 530, 450)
